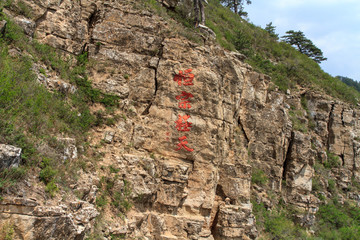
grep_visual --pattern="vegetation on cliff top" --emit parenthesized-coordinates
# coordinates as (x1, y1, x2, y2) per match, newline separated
(206, 0, 360, 103)
(145, 0, 360, 104)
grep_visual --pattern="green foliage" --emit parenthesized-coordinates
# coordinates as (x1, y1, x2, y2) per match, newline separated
(0, 16, 121, 196)
(327, 179, 336, 193)
(337, 75, 360, 92)
(289, 109, 308, 133)
(324, 151, 341, 169)
(0, 222, 15, 240)
(234, 30, 252, 56)
(109, 165, 120, 174)
(0, 167, 26, 198)
(111, 180, 132, 213)
(45, 180, 58, 197)
(251, 169, 268, 186)
(95, 193, 107, 208)
(252, 201, 309, 240)
(16, 1, 32, 19)
(265, 22, 278, 39)
(220, 0, 252, 17)
(312, 175, 322, 192)
(96, 174, 132, 213)
(0, 0, 13, 10)
(201, 0, 360, 103)
(316, 202, 360, 239)
(253, 198, 360, 239)
(39, 157, 57, 184)
(137, 0, 360, 104)
(109, 233, 126, 239)
(281, 30, 327, 63)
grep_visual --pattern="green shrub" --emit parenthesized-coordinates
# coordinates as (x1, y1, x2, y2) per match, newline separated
(252, 201, 308, 240)
(312, 176, 322, 192)
(324, 152, 341, 169)
(0, 16, 122, 196)
(0, 167, 26, 199)
(234, 30, 252, 56)
(327, 179, 336, 193)
(316, 202, 360, 239)
(95, 194, 107, 208)
(45, 180, 58, 197)
(109, 233, 126, 240)
(251, 169, 268, 186)
(289, 110, 308, 133)
(0, 222, 15, 240)
(17, 1, 32, 18)
(111, 180, 132, 213)
(109, 165, 119, 174)
(112, 191, 132, 213)
(39, 165, 57, 184)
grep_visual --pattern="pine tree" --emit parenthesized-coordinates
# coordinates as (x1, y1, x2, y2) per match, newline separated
(281, 30, 327, 63)
(265, 22, 278, 39)
(220, 0, 252, 17)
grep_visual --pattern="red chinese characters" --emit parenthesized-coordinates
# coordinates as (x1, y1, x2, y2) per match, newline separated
(176, 91, 194, 109)
(173, 69, 195, 152)
(176, 136, 194, 152)
(175, 115, 192, 132)
(173, 69, 194, 86)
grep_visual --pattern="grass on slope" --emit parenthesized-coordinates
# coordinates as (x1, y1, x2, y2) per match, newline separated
(204, 0, 360, 104)
(0, 10, 118, 198)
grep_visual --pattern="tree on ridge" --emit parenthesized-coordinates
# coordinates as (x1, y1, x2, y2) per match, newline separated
(282, 30, 327, 63)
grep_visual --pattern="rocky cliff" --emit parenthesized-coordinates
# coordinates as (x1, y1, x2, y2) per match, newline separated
(0, 0, 359, 239)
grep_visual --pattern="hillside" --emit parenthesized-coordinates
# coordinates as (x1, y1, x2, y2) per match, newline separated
(0, 0, 359, 239)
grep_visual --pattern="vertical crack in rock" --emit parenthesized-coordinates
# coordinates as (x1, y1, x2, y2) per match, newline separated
(210, 206, 220, 239)
(80, 43, 88, 55)
(340, 153, 345, 166)
(87, 5, 99, 38)
(340, 144, 346, 166)
(142, 38, 164, 115)
(352, 142, 357, 177)
(215, 184, 226, 201)
(326, 103, 335, 150)
(237, 117, 249, 146)
(282, 131, 294, 182)
(341, 107, 345, 127)
(130, 122, 135, 146)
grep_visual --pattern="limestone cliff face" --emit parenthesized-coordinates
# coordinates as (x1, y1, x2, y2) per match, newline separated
(1, 0, 360, 239)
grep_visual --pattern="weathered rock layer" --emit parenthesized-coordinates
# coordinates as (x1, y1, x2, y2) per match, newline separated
(1, 0, 360, 239)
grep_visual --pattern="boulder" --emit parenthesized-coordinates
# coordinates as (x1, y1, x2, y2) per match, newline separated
(14, 16, 35, 36)
(0, 144, 22, 168)
(0, 20, 6, 35)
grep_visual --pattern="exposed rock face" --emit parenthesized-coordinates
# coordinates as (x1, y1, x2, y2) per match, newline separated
(0, 144, 22, 169)
(0, 20, 6, 34)
(2, 0, 360, 239)
(58, 137, 78, 161)
(14, 16, 36, 36)
(0, 197, 99, 239)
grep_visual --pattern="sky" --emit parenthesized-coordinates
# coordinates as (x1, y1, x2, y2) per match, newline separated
(245, 0, 360, 81)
